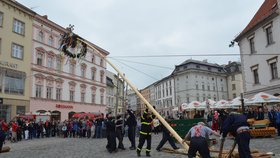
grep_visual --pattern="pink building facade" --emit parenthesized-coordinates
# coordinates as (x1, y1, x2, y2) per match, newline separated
(30, 15, 109, 121)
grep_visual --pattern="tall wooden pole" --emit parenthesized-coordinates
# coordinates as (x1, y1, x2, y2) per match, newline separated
(80, 39, 189, 150)
(121, 77, 126, 134)
(115, 74, 120, 121)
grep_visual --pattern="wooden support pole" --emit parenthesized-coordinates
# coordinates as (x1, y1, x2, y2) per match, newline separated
(80, 39, 189, 150)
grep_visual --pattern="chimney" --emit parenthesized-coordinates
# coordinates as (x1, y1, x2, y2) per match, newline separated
(42, 15, 48, 19)
(203, 59, 208, 63)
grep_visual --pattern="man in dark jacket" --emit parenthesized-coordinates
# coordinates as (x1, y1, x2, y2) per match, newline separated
(137, 109, 153, 157)
(221, 112, 252, 158)
(268, 107, 277, 127)
(116, 115, 125, 150)
(105, 113, 117, 153)
(156, 117, 179, 151)
(126, 109, 137, 150)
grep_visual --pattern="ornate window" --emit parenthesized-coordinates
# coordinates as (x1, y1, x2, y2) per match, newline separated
(56, 58, 62, 71)
(47, 56, 53, 68)
(37, 53, 43, 66)
(48, 36, 54, 46)
(38, 31, 44, 42)
(69, 59, 76, 74)
(91, 67, 96, 80)
(80, 63, 87, 78)
(70, 90, 75, 101)
(56, 88, 62, 100)
(34, 74, 44, 98)
(55, 78, 64, 100)
(81, 93, 85, 103)
(46, 87, 53, 99)
(69, 81, 76, 101)
(100, 70, 104, 83)
(36, 85, 43, 98)
(92, 94, 96, 104)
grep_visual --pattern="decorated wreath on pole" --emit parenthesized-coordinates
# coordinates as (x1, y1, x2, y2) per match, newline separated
(59, 24, 87, 59)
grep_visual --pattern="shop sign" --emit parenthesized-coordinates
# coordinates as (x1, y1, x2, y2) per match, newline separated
(0, 61, 18, 69)
(56, 104, 73, 109)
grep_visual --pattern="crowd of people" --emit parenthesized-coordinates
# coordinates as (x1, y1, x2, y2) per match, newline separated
(0, 117, 105, 143)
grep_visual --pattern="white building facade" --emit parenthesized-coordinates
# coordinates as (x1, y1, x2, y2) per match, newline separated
(234, 0, 280, 97)
(173, 59, 228, 106)
(105, 70, 124, 114)
(30, 15, 109, 121)
(154, 75, 175, 117)
(127, 89, 137, 111)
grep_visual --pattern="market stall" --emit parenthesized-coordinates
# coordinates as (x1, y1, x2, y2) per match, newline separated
(245, 92, 280, 137)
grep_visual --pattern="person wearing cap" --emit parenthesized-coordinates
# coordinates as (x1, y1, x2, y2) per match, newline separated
(182, 122, 220, 158)
(221, 112, 252, 158)
(137, 108, 153, 157)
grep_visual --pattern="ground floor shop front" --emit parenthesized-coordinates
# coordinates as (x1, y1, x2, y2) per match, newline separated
(30, 99, 106, 121)
(0, 98, 29, 122)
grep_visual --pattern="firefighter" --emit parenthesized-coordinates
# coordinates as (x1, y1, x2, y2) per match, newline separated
(182, 122, 220, 158)
(221, 112, 252, 158)
(137, 109, 153, 157)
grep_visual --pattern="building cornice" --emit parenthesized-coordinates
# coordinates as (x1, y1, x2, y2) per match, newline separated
(1, 0, 36, 17)
(30, 97, 106, 107)
(32, 67, 106, 88)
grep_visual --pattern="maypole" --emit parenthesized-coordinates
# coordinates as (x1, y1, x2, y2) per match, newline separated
(58, 25, 189, 150)
(79, 39, 189, 150)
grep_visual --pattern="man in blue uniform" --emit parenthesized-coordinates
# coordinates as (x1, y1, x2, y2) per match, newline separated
(182, 122, 220, 158)
(221, 112, 252, 158)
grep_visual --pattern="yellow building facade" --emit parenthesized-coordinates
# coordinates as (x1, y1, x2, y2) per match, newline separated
(0, 0, 35, 121)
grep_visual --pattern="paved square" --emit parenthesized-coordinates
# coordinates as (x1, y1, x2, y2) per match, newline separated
(1, 135, 280, 158)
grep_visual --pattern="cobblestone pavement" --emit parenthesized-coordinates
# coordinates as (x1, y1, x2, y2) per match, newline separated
(1, 135, 280, 158)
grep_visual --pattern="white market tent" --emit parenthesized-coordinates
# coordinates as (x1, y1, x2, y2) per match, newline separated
(214, 100, 231, 109)
(229, 97, 249, 108)
(201, 99, 216, 109)
(246, 92, 280, 104)
(182, 101, 203, 111)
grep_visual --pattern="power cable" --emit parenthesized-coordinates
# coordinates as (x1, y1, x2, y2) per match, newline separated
(110, 58, 174, 70)
(108, 53, 280, 58)
(110, 58, 159, 81)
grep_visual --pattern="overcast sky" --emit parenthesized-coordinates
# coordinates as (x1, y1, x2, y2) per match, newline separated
(18, 0, 264, 89)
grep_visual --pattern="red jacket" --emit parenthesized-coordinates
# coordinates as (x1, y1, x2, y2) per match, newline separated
(12, 122, 18, 132)
(1, 122, 9, 131)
